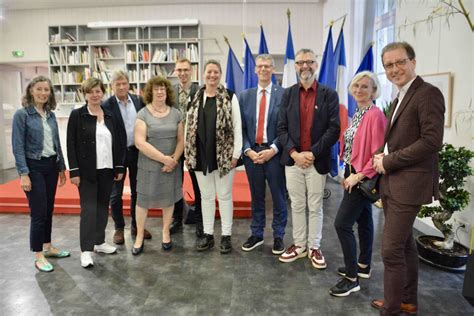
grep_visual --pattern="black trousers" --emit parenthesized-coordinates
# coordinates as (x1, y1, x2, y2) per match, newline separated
(79, 169, 114, 251)
(334, 165, 374, 278)
(25, 157, 59, 252)
(172, 159, 202, 226)
(110, 147, 138, 229)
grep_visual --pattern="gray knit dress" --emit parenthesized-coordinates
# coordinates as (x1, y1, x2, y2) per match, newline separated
(136, 106, 183, 209)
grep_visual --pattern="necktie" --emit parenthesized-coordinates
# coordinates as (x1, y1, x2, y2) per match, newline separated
(256, 89, 266, 144)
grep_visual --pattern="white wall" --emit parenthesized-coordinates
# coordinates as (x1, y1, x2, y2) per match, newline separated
(395, 1, 474, 247)
(0, 3, 324, 71)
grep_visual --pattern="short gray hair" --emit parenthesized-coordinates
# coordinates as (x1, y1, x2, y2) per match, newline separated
(255, 54, 274, 66)
(349, 71, 381, 99)
(111, 70, 129, 83)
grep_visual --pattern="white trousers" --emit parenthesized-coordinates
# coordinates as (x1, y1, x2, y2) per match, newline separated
(285, 165, 326, 249)
(195, 169, 235, 236)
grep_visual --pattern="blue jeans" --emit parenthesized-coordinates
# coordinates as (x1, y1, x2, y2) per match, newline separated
(25, 156, 59, 252)
(334, 166, 374, 278)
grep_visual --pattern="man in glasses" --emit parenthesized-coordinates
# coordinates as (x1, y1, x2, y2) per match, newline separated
(277, 48, 340, 269)
(239, 54, 287, 255)
(371, 42, 444, 315)
(170, 58, 203, 238)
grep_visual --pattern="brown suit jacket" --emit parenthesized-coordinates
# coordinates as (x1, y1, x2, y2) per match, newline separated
(381, 76, 445, 206)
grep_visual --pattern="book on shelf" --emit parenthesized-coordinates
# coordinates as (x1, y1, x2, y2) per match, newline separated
(83, 68, 91, 80)
(127, 50, 137, 62)
(127, 69, 138, 82)
(187, 44, 199, 62)
(64, 32, 77, 42)
(68, 50, 81, 65)
(64, 91, 76, 103)
(51, 71, 63, 85)
(75, 90, 85, 102)
(138, 45, 149, 62)
(153, 65, 168, 78)
(80, 50, 89, 64)
(50, 53, 59, 65)
(93, 47, 114, 59)
(92, 70, 110, 83)
(169, 48, 186, 62)
(151, 49, 167, 62)
(67, 71, 83, 84)
(191, 64, 199, 81)
(50, 33, 60, 43)
(59, 48, 66, 64)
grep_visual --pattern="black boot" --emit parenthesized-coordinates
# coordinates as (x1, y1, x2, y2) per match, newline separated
(220, 235, 232, 254)
(169, 218, 183, 235)
(196, 234, 214, 251)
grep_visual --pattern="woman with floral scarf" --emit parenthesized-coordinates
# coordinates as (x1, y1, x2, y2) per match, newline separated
(185, 60, 242, 254)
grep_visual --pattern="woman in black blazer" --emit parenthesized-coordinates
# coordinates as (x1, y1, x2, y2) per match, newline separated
(67, 77, 124, 268)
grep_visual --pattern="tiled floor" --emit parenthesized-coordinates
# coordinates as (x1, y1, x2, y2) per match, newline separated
(0, 169, 472, 315)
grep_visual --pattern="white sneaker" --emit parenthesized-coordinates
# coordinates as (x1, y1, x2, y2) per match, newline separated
(94, 242, 117, 254)
(81, 251, 94, 268)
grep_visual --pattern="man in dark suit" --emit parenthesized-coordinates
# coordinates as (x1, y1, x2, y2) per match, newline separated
(103, 70, 151, 244)
(169, 58, 203, 237)
(277, 48, 340, 268)
(372, 42, 445, 315)
(239, 54, 287, 255)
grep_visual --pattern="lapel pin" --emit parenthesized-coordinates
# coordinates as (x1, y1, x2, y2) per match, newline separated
(314, 105, 318, 110)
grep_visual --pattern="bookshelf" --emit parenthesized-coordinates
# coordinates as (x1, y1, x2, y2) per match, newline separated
(48, 22, 201, 112)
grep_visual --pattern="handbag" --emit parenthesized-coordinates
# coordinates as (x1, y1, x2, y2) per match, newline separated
(358, 174, 381, 203)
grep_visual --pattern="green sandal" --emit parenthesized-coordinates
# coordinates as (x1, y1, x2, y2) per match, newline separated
(44, 248, 71, 258)
(35, 259, 54, 272)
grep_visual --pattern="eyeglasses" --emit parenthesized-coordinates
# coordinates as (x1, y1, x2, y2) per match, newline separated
(175, 68, 191, 73)
(383, 58, 412, 70)
(295, 60, 316, 66)
(256, 64, 273, 69)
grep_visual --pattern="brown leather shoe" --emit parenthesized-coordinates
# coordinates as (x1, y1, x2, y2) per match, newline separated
(113, 229, 125, 245)
(131, 227, 152, 240)
(371, 299, 417, 314)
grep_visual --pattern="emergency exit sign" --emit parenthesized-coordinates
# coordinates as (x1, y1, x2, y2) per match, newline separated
(12, 50, 24, 57)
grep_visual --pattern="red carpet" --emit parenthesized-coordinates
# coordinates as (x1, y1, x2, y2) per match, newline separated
(0, 171, 252, 217)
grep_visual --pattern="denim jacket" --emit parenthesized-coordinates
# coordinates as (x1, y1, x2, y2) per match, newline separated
(12, 105, 66, 175)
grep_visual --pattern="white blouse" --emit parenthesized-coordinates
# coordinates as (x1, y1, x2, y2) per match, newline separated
(95, 120, 113, 170)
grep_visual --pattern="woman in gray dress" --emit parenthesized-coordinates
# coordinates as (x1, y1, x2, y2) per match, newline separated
(133, 76, 184, 255)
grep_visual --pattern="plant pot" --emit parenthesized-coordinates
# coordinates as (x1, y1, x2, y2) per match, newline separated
(416, 235, 469, 272)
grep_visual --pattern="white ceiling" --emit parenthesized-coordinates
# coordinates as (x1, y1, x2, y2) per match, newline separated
(1, 0, 320, 11)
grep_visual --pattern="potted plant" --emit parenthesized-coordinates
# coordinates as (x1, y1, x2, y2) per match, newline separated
(416, 143, 474, 270)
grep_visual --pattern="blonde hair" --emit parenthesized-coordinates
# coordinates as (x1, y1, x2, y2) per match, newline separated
(348, 71, 381, 99)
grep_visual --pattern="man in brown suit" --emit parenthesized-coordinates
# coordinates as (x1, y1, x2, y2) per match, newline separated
(371, 42, 445, 315)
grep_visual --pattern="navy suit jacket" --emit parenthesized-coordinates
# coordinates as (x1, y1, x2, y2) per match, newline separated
(102, 93, 145, 153)
(277, 82, 340, 174)
(239, 84, 284, 153)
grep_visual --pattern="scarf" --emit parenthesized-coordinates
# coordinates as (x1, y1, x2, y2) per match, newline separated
(185, 84, 234, 177)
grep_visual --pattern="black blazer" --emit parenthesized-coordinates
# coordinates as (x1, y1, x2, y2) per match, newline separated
(277, 82, 340, 174)
(102, 93, 145, 152)
(66, 104, 124, 182)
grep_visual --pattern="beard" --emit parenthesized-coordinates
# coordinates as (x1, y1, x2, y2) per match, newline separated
(298, 69, 315, 82)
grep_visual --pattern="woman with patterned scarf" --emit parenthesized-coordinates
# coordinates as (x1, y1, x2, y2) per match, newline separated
(185, 60, 242, 254)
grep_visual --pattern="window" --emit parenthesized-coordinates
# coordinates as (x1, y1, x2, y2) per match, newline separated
(374, 0, 396, 109)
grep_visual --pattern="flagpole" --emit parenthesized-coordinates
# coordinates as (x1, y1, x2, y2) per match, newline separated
(325, 14, 347, 28)
(223, 35, 230, 47)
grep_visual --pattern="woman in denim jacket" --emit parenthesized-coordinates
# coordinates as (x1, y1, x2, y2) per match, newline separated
(12, 76, 70, 273)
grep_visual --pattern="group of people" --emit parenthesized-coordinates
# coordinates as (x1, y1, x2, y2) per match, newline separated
(12, 41, 444, 315)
